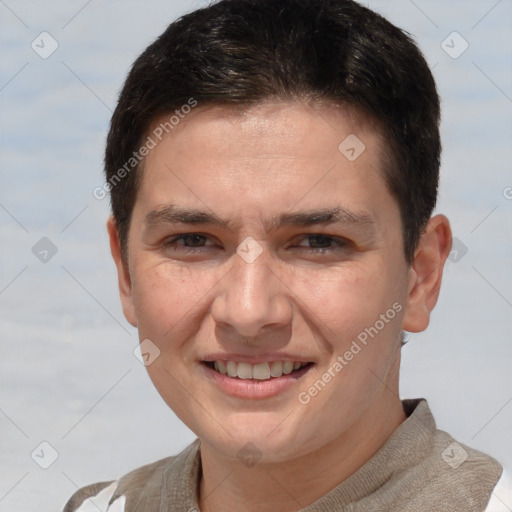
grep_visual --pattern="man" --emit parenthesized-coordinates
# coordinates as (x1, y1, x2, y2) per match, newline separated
(63, 0, 504, 510)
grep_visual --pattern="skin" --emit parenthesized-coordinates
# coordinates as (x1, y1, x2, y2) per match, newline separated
(108, 101, 452, 512)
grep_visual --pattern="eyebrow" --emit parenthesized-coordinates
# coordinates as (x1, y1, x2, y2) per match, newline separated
(144, 205, 375, 233)
(270, 208, 374, 231)
(144, 206, 229, 230)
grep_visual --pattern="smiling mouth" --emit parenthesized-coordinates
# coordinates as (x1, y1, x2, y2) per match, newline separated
(202, 360, 314, 380)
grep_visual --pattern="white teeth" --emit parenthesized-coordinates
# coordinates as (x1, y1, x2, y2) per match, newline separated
(282, 361, 294, 375)
(218, 360, 227, 375)
(270, 361, 283, 377)
(237, 362, 253, 379)
(252, 362, 271, 380)
(209, 360, 308, 379)
(226, 361, 238, 378)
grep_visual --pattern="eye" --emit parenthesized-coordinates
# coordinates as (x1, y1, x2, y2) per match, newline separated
(164, 233, 214, 250)
(294, 234, 348, 252)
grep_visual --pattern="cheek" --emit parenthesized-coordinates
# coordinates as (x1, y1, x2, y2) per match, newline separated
(295, 261, 394, 333)
(131, 264, 206, 337)
(301, 261, 407, 379)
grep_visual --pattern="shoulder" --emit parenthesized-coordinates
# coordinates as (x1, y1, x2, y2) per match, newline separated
(485, 470, 512, 512)
(62, 481, 123, 512)
(61, 454, 180, 512)
(429, 428, 503, 509)
(61, 439, 201, 512)
(393, 400, 504, 511)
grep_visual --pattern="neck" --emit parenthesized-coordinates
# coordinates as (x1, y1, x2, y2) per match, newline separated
(198, 389, 406, 512)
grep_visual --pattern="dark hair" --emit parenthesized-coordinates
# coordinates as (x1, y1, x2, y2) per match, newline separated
(105, 0, 440, 263)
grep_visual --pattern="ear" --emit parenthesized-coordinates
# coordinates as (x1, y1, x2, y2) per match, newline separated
(402, 214, 452, 333)
(107, 216, 137, 327)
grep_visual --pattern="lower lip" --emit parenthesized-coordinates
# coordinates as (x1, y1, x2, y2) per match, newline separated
(200, 362, 314, 399)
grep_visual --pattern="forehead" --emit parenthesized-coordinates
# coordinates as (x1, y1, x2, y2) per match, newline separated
(135, 101, 396, 227)
(146, 101, 383, 161)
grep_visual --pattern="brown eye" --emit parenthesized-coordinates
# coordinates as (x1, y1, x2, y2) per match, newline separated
(175, 234, 208, 247)
(295, 235, 347, 251)
(306, 235, 336, 248)
(164, 234, 213, 251)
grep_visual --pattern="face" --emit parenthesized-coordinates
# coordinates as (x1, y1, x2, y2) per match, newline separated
(109, 102, 440, 463)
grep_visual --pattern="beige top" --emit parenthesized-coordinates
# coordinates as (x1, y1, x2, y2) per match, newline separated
(63, 399, 502, 512)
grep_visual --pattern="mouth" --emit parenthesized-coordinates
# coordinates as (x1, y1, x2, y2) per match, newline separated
(202, 360, 314, 380)
(199, 353, 316, 400)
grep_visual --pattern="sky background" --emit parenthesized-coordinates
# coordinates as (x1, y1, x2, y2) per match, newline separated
(1, 0, 511, 510)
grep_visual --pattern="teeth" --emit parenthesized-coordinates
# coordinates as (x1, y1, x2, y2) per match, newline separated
(270, 361, 283, 377)
(209, 360, 308, 379)
(226, 361, 238, 378)
(218, 360, 227, 375)
(282, 361, 294, 375)
(237, 362, 253, 379)
(252, 362, 271, 380)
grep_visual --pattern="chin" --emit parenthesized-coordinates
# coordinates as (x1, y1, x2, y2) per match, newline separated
(198, 415, 320, 464)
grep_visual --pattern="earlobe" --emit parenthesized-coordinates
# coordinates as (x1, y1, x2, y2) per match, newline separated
(402, 215, 452, 333)
(107, 217, 138, 327)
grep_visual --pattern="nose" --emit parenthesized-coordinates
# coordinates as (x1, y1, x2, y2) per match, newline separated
(210, 246, 293, 341)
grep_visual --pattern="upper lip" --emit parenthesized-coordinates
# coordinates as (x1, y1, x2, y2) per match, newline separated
(201, 352, 315, 364)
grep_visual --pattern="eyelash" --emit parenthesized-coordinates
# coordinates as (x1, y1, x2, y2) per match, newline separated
(164, 234, 347, 252)
(165, 234, 213, 252)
